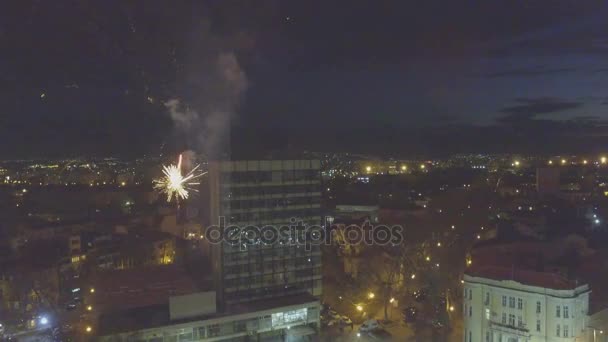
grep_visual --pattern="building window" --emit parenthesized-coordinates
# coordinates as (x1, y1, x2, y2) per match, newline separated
(469, 331, 472, 342)
(464, 288, 467, 299)
(469, 289, 473, 300)
(556, 324, 560, 337)
(486, 331, 490, 342)
(502, 296, 507, 307)
(485, 292, 490, 305)
(509, 297, 515, 308)
(517, 298, 523, 310)
(556, 305, 561, 318)
(464, 304, 467, 316)
(197, 327, 205, 339)
(502, 313, 507, 324)
(564, 306, 569, 318)
(564, 325, 569, 337)
(208, 324, 220, 338)
(485, 308, 490, 320)
(178, 331, 193, 341)
(469, 305, 472, 317)
(508, 314, 515, 326)
(536, 301, 541, 314)
(536, 320, 541, 332)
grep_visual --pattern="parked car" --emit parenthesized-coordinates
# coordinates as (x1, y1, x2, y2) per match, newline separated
(359, 319, 380, 332)
(368, 329, 392, 340)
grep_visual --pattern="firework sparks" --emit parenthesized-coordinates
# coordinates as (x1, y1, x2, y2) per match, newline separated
(154, 154, 205, 202)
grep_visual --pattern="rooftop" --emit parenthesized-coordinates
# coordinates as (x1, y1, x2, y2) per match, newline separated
(98, 292, 319, 336)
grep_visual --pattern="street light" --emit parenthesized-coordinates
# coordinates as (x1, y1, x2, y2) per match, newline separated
(39, 316, 49, 326)
(365, 166, 371, 172)
(87, 305, 92, 311)
(411, 274, 416, 279)
(449, 306, 454, 312)
(85, 326, 92, 333)
(90, 288, 95, 294)
(602, 156, 607, 164)
(389, 298, 395, 303)
(561, 159, 567, 165)
(368, 292, 375, 299)
(356, 305, 363, 312)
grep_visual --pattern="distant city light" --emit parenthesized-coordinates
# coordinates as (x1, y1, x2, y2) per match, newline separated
(420, 164, 426, 169)
(548, 160, 553, 165)
(368, 292, 375, 299)
(365, 166, 372, 172)
(514, 160, 520, 166)
(411, 274, 416, 279)
(602, 156, 607, 164)
(356, 305, 363, 311)
(561, 159, 567, 165)
(389, 297, 395, 303)
(39, 316, 48, 325)
(86, 326, 92, 333)
(583, 160, 588, 165)
(595, 219, 601, 224)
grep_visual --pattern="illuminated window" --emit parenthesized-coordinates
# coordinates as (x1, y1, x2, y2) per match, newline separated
(272, 308, 307, 327)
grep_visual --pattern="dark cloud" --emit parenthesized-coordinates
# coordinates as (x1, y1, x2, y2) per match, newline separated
(498, 97, 583, 123)
(485, 67, 574, 78)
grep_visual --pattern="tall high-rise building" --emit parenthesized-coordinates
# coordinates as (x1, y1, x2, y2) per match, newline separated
(207, 160, 323, 308)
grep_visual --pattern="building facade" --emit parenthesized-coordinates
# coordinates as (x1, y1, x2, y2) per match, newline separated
(463, 273, 590, 342)
(207, 160, 323, 308)
(97, 293, 321, 342)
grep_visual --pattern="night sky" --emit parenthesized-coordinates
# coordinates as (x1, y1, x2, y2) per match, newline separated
(2, 1, 608, 158)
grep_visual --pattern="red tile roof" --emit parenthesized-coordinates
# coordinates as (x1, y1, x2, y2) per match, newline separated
(466, 265, 579, 290)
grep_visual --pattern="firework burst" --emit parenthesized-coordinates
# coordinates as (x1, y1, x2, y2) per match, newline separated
(154, 154, 205, 202)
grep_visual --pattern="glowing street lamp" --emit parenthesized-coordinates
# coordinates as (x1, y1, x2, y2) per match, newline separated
(85, 326, 92, 333)
(513, 160, 520, 167)
(90, 288, 95, 294)
(449, 306, 455, 312)
(420, 164, 426, 170)
(86, 305, 92, 311)
(401, 165, 407, 171)
(561, 159, 567, 165)
(548, 160, 553, 165)
(389, 298, 395, 303)
(602, 156, 607, 164)
(583, 160, 588, 165)
(365, 166, 372, 173)
(411, 274, 416, 279)
(356, 305, 363, 312)
(368, 292, 375, 299)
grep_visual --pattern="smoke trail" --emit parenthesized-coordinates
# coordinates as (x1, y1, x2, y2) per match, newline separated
(164, 50, 247, 158)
